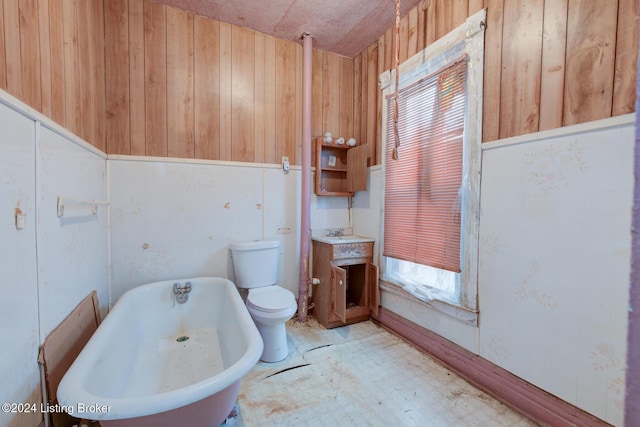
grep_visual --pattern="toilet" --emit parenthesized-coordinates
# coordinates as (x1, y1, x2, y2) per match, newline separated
(230, 239, 297, 362)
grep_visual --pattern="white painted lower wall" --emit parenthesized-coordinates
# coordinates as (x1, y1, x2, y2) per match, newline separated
(107, 157, 357, 304)
(0, 93, 108, 427)
(356, 115, 633, 426)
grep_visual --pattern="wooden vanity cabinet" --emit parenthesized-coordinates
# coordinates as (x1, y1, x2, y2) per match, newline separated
(311, 240, 379, 329)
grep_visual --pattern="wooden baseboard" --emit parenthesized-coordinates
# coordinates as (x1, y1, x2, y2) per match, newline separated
(372, 307, 611, 427)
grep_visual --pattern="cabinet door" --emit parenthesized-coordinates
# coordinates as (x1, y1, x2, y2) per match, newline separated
(347, 144, 368, 192)
(367, 262, 379, 316)
(331, 265, 347, 323)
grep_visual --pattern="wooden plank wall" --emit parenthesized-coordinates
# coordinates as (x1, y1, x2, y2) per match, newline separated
(357, 0, 638, 164)
(103, 0, 353, 165)
(0, 1, 636, 166)
(0, 0, 106, 151)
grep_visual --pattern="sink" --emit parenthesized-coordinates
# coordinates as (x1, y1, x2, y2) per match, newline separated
(312, 235, 375, 244)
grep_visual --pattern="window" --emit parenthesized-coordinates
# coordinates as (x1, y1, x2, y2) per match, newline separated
(379, 11, 485, 320)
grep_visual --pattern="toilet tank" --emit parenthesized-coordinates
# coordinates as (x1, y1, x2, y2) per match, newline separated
(230, 240, 280, 289)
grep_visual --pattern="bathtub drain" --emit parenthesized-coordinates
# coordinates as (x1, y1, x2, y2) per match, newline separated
(176, 336, 189, 343)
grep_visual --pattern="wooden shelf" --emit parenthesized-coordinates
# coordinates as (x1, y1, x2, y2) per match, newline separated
(314, 137, 368, 196)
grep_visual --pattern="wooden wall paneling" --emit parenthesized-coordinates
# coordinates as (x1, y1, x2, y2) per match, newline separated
(366, 43, 378, 165)
(166, 7, 194, 159)
(416, 2, 426, 52)
(383, 27, 393, 71)
(353, 52, 362, 144)
(4, 0, 22, 99)
(77, 0, 92, 143)
(451, 0, 470, 29)
(0, 1, 6, 90)
(406, 6, 419, 59)
(230, 25, 254, 162)
(564, 0, 618, 126)
(129, 0, 145, 155)
(194, 15, 220, 160)
(19, 0, 41, 111)
(48, 0, 64, 125)
(322, 52, 340, 138)
(539, 0, 567, 131)
(263, 35, 276, 164)
(339, 56, 354, 141)
(469, 0, 484, 15)
(62, 0, 81, 136)
(311, 48, 324, 138)
(424, 0, 437, 47)
(399, 12, 409, 63)
(143, 1, 167, 156)
(275, 38, 296, 163)
(376, 34, 385, 76)
(105, 0, 130, 155)
(91, 0, 106, 152)
(294, 43, 302, 165)
(435, 0, 452, 40)
(499, 0, 543, 139)
(218, 21, 231, 161)
(359, 48, 368, 156)
(612, 0, 638, 115)
(37, 0, 51, 117)
(253, 32, 266, 163)
(482, 0, 504, 142)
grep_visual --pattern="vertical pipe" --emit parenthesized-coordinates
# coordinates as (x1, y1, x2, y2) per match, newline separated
(297, 33, 313, 322)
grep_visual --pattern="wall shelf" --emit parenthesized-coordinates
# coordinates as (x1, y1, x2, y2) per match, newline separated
(314, 137, 368, 196)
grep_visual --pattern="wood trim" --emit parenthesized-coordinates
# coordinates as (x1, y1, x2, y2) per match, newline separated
(143, 1, 167, 157)
(372, 308, 611, 427)
(482, 0, 503, 142)
(194, 15, 220, 160)
(4, 0, 22, 98)
(166, 6, 194, 159)
(612, 0, 638, 115)
(129, 0, 146, 156)
(105, 0, 130, 155)
(48, 0, 64, 125)
(539, 0, 567, 131)
(19, 0, 41, 111)
(563, 0, 617, 126)
(62, 0, 81, 136)
(37, 0, 51, 117)
(0, 0, 6, 91)
(499, 0, 543, 139)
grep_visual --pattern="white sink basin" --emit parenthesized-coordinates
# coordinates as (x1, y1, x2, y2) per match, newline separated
(312, 235, 374, 244)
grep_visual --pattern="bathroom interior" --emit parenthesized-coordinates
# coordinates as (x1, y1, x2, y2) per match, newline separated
(0, 0, 638, 426)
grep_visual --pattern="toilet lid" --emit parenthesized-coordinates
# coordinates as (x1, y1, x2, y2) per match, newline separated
(247, 286, 296, 312)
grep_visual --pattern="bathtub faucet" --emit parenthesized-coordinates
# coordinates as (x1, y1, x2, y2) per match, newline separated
(173, 281, 192, 304)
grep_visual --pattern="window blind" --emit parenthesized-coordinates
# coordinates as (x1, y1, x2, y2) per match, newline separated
(384, 58, 467, 273)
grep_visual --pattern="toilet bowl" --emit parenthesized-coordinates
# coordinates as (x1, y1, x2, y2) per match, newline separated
(230, 240, 297, 362)
(246, 286, 297, 362)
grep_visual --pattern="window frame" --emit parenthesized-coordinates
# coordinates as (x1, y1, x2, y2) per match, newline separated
(379, 10, 486, 323)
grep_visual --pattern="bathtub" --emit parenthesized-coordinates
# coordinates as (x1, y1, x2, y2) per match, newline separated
(57, 277, 263, 427)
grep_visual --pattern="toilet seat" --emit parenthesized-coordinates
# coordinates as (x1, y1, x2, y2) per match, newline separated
(247, 286, 296, 313)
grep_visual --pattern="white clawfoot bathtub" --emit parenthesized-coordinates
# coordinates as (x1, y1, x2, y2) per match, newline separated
(57, 277, 263, 427)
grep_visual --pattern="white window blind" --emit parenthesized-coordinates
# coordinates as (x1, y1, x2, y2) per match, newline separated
(384, 57, 467, 273)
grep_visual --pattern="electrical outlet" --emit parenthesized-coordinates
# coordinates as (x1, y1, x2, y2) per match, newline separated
(277, 226, 292, 234)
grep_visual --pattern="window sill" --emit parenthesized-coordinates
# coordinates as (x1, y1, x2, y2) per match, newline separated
(379, 279, 478, 326)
